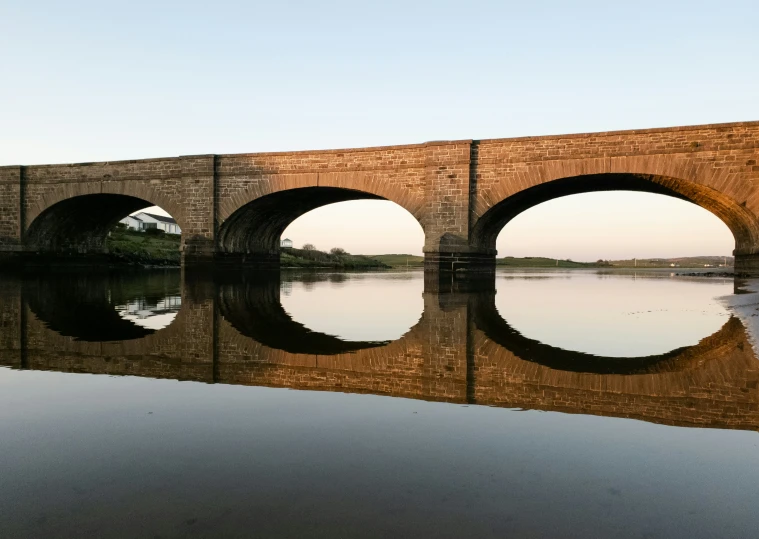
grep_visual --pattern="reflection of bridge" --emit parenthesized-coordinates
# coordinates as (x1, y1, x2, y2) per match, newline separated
(1, 121, 759, 275)
(1, 272, 758, 431)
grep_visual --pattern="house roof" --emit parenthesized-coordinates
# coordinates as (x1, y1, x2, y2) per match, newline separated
(125, 215, 143, 222)
(138, 212, 178, 225)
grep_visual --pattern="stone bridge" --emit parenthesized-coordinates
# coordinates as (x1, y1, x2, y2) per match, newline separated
(1, 121, 758, 274)
(1, 273, 758, 431)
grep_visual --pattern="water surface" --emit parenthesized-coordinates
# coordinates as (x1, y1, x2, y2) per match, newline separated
(0, 269, 757, 538)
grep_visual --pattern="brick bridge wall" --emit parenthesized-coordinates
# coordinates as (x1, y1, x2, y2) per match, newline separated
(1, 121, 757, 273)
(2, 280, 758, 431)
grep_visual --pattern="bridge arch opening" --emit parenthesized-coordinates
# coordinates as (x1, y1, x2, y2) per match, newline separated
(474, 173, 759, 262)
(217, 187, 425, 263)
(25, 194, 182, 261)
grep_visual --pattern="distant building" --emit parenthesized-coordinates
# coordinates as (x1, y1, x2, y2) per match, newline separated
(280, 238, 293, 248)
(119, 212, 181, 235)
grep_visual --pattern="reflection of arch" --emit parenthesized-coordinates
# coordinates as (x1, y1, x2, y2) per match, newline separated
(24, 271, 181, 341)
(472, 168, 759, 256)
(217, 277, 391, 354)
(26, 185, 184, 254)
(472, 293, 741, 375)
(217, 186, 425, 257)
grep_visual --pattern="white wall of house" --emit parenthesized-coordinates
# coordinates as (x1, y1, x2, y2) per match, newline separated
(120, 215, 144, 231)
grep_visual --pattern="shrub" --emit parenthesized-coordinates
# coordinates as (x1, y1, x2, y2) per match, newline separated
(145, 228, 166, 236)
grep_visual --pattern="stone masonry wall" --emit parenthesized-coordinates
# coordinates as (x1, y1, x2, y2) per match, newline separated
(0, 167, 21, 248)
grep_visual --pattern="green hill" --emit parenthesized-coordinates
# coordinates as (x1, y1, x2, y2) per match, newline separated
(281, 248, 389, 269)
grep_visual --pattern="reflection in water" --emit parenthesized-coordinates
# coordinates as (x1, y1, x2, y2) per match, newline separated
(2, 270, 757, 429)
(279, 270, 424, 341)
(116, 295, 181, 330)
(1, 270, 759, 538)
(496, 270, 733, 356)
(22, 271, 181, 340)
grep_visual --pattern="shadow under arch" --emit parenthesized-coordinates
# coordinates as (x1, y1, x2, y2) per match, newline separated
(217, 276, 395, 355)
(26, 193, 181, 254)
(471, 173, 759, 256)
(471, 292, 744, 375)
(23, 270, 182, 342)
(216, 187, 424, 260)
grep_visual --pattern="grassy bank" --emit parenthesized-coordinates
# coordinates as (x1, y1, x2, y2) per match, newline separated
(106, 227, 181, 265)
(373, 254, 734, 270)
(281, 247, 389, 269)
(371, 254, 603, 268)
(496, 256, 602, 268)
(370, 254, 424, 267)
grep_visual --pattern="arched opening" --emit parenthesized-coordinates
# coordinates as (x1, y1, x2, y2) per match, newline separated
(495, 192, 734, 262)
(217, 187, 425, 267)
(473, 173, 759, 258)
(26, 195, 182, 264)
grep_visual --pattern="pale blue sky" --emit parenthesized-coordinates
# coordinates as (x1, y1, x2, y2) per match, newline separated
(2, 1, 757, 258)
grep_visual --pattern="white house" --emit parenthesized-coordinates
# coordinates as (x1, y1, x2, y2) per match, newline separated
(121, 214, 144, 231)
(119, 212, 182, 235)
(280, 238, 293, 248)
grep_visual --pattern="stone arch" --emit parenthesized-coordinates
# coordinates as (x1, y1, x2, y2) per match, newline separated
(217, 183, 425, 258)
(471, 156, 759, 257)
(25, 183, 185, 254)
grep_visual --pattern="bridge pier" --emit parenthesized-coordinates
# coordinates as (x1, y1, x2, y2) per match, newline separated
(734, 252, 759, 276)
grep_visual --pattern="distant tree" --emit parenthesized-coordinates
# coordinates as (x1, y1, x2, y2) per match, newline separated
(302, 243, 316, 251)
(330, 247, 347, 256)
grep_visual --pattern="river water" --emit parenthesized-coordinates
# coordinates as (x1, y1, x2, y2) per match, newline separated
(1, 269, 758, 538)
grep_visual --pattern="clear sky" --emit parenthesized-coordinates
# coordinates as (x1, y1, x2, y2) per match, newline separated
(2, 1, 757, 259)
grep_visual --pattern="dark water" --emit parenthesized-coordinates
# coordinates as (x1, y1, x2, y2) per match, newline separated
(1, 269, 758, 539)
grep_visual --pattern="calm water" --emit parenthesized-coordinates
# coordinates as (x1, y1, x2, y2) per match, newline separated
(1, 269, 758, 538)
